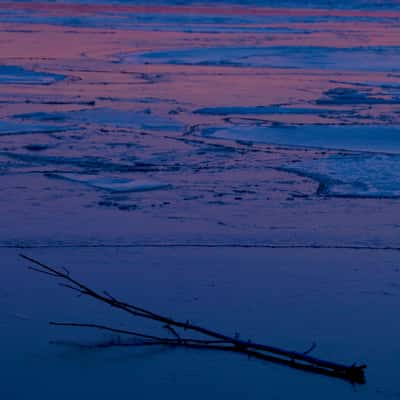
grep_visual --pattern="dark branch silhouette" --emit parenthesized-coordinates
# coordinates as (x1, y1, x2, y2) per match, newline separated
(21, 254, 366, 384)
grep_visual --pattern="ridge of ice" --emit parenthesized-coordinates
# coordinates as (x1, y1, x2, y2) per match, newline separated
(49, 173, 171, 193)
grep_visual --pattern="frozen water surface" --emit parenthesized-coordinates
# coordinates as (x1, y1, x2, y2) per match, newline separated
(3, 247, 400, 400)
(1, 1, 400, 399)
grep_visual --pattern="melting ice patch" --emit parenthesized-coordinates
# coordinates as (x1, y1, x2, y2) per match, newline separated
(14, 108, 181, 131)
(131, 46, 400, 72)
(0, 65, 64, 84)
(204, 124, 400, 154)
(283, 154, 400, 198)
(49, 173, 170, 193)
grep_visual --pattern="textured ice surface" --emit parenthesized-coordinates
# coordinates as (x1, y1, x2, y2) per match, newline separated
(283, 154, 400, 198)
(204, 124, 400, 153)
(0, 65, 64, 84)
(50, 173, 170, 192)
(0, 120, 73, 136)
(132, 46, 400, 72)
(14, 108, 181, 130)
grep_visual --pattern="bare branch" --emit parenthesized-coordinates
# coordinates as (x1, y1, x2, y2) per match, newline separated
(22, 254, 367, 384)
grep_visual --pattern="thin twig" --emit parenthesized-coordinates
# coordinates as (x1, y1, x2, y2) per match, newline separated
(49, 321, 228, 345)
(164, 324, 183, 343)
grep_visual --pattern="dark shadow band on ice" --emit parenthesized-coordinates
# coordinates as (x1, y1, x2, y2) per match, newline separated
(47, 173, 171, 193)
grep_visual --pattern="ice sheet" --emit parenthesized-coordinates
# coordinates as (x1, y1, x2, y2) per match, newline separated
(283, 154, 400, 198)
(194, 106, 341, 115)
(131, 46, 400, 72)
(204, 124, 400, 154)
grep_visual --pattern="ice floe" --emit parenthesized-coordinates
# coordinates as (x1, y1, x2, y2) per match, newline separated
(130, 46, 400, 72)
(0, 65, 64, 85)
(283, 154, 400, 198)
(194, 105, 341, 116)
(49, 173, 170, 192)
(203, 124, 400, 154)
(2, 152, 159, 173)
